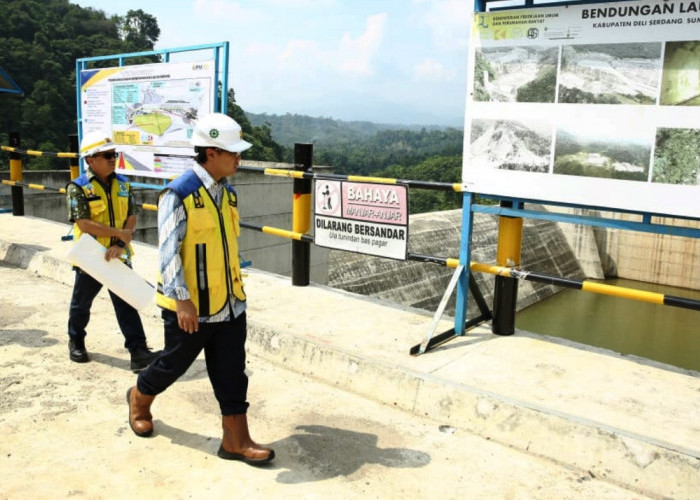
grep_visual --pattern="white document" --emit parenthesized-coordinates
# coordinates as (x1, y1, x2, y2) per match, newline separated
(65, 234, 155, 311)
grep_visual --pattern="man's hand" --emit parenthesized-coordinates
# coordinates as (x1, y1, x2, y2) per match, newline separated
(118, 227, 134, 245)
(176, 299, 199, 334)
(104, 245, 124, 261)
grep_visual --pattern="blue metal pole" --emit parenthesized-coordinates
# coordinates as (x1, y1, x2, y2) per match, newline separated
(75, 60, 85, 175)
(221, 41, 230, 115)
(454, 192, 474, 335)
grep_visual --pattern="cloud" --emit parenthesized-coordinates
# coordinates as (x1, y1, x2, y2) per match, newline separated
(264, 12, 387, 79)
(413, 58, 456, 82)
(421, 0, 470, 50)
(336, 13, 387, 76)
(192, 0, 264, 23)
(278, 39, 325, 76)
(261, 0, 335, 6)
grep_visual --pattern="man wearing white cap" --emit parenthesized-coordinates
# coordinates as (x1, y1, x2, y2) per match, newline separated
(127, 113, 275, 465)
(66, 131, 160, 371)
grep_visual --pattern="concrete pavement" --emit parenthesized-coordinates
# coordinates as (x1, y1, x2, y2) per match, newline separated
(1, 213, 699, 499)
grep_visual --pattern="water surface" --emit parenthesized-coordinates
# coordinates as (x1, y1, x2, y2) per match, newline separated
(515, 278, 700, 372)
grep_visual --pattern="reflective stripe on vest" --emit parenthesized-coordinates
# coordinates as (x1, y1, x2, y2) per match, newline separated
(70, 174, 133, 256)
(155, 171, 245, 315)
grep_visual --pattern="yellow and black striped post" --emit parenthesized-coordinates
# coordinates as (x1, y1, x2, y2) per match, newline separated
(492, 200, 523, 335)
(9, 132, 24, 216)
(68, 134, 80, 180)
(292, 143, 313, 286)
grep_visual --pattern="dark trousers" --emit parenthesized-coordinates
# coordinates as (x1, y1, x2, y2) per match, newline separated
(67, 269, 147, 351)
(137, 309, 249, 415)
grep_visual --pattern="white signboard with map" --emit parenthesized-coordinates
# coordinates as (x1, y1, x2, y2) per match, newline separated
(80, 60, 215, 179)
(464, 0, 700, 219)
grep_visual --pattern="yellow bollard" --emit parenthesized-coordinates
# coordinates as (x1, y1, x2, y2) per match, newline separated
(492, 202, 523, 335)
(9, 132, 24, 216)
(68, 134, 80, 180)
(291, 143, 313, 286)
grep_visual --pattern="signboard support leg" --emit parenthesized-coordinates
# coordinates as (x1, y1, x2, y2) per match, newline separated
(416, 265, 464, 354)
(454, 192, 474, 335)
(409, 270, 492, 356)
(409, 192, 493, 356)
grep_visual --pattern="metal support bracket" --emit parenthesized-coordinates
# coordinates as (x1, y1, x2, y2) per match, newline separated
(410, 267, 492, 356)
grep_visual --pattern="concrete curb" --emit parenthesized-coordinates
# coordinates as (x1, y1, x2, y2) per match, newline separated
(2, 235, 699, 499)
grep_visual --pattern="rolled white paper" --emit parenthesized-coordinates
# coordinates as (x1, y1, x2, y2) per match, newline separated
(66, 234, 155, 311)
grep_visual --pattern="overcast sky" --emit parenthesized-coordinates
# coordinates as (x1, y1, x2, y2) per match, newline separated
(74, 0, 471, 127)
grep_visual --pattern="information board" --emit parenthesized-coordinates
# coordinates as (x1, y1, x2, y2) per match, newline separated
(80, 60, 216, 179)
(314, 180, 409, 260)
(464, 0, 700, 218)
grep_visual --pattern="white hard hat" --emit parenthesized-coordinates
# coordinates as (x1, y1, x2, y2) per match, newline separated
(191, 113, 252, 153)
(80, 131, 117, 158)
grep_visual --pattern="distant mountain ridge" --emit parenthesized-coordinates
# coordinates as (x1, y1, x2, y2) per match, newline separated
(245, 111, 454, 148)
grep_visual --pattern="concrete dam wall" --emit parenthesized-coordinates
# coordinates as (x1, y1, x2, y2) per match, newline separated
(556, 208, 700, 290)
(328, 209, 587, 318)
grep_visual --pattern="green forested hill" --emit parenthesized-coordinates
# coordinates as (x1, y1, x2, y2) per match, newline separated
(246, 111, 465, 213)
(246, 111, 449, 145)
(246, 112, 399, 146)
(247, 111, 463, 174)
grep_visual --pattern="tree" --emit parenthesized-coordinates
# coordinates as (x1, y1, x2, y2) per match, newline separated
(376, 156, 463, 214)
(0, 0, 160, 170)
(115, 9, 160, 52)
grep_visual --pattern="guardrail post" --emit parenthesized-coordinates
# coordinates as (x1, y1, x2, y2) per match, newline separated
(292, 143, 312, 286)
(68, 134, 80, 180)
(492, 200, 523, 335)
(9, 131, 24, 216)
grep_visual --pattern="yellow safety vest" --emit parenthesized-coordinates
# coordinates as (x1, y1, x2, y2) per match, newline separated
(156, 172, 245, 316)
(70, 173, 134, 258)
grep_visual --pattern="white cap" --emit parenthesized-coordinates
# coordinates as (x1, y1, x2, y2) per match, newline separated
(190, 113, 252, 153)
(80, 131, 116, 158)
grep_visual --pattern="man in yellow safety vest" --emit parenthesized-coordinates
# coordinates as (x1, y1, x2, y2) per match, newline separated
(126, 113, 274, 465)
(66, 131, 159, 372)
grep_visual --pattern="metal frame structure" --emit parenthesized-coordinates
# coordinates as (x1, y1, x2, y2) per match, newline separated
(74, 42, 230, 184)
(451, 0, 700, 343)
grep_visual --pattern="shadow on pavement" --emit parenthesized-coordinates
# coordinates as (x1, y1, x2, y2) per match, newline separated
(272, 424, 431, 484)
(0, 327, 59, 348)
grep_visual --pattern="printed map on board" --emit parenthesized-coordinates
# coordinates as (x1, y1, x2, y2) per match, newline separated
(112, 78, 210, 147)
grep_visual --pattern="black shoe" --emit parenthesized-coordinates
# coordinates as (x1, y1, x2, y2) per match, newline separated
(69, 338, 89, 363)
(130, 345, 160, 373)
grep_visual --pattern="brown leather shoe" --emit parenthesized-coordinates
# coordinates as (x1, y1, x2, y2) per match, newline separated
(126, 386, 155, 437)
(218, 414, 274, 465)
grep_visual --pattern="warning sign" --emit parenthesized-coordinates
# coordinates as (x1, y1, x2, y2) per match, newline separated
(313, 180, 409, 260)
